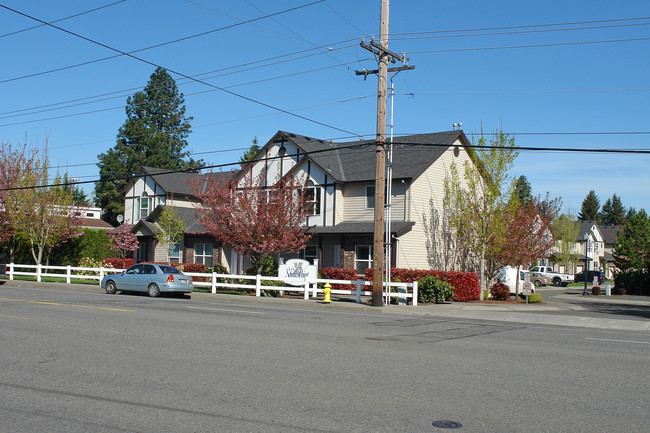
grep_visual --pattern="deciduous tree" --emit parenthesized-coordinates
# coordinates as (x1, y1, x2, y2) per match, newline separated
(155, 207, 185, 265)
(551, 212, 581, 273)
(96, 67, 203, 225)
(494, 195, 561, 295)
(191, 171, 312, 274)
(444, 131, 519, 294)
(107, 223, 139, 269)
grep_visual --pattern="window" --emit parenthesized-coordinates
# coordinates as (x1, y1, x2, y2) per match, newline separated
(194, 243, 213, 267)
(365, 186, 375, 209)
(302, 245, 318, 262)
(139, 191, 153, 219)
(170, 243, 180, 263)
(304, 181, 321, 215)
(355, 245, 373, 273)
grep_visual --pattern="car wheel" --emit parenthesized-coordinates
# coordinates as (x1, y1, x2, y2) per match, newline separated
(147, 283, 161, 298)
(534, 280, 541, 287)
(553, 278, 562, 287)
(105, 281, 117, 295)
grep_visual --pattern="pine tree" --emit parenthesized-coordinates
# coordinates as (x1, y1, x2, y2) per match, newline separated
(513, 175, 532, 203)
(578, 190, 600, 222)
(240, 137, 260, 163)
(600, 194, 626, 226)
(95, 67, 203, 225)
(613, 209, 650, 271)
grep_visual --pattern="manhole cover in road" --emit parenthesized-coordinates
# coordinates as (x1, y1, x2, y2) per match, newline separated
(432, 420, 462, 429)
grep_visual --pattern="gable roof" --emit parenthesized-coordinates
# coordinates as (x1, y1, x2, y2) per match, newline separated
(141, 205, 208, 234)
(269, 130, 468, 183)
(123, 166, 236, 197)
(599, 225, 622, 244)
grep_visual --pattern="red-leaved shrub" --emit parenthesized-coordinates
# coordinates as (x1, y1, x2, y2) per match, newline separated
(362, 268, 481, 302)
(103, 258, 134, 269)
(319, 267, 362, 290)
(490, 281, 510, 300)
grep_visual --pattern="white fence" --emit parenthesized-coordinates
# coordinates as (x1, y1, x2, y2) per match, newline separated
(4, 263, 418, 306)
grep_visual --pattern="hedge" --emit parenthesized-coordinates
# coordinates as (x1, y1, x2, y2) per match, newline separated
(362, 268, 481, 302)
(319, 267, 360, 290)
(102, 258, 134, 269)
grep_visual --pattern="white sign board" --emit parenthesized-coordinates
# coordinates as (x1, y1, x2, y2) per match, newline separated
(522, 282, 533, 296)
(278, 259, 317, 286)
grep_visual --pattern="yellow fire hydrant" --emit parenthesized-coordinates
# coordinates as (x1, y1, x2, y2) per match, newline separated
(323, 283, 332, 304)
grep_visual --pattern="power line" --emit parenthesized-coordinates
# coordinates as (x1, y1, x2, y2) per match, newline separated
(0, 1, 328, 85)
(408, 36, 650, 55)
(5, 139, 649, 192)
(0, 58, 371, 126)
(0, 0, 127, 38)
(0, 3, 359, 137)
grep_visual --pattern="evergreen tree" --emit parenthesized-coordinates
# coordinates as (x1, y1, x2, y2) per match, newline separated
(240, 137, 260, 163)
(613, 209, 650, 271)
(95, 67, 203, 225)
(578, 190, 600, 222)
(513, 175, 532, 203)
(600, 194, 626, 226)
(626, 207, 637, 221)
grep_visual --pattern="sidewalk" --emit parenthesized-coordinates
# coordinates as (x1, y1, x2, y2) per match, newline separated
(2, 278, 649, 332)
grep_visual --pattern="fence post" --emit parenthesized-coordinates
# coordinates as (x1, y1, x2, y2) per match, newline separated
(412, 281, 418, 306)
(99, 267, 105, 284)
(37, 264, 42, 282)
(9, 263, 14, 280)
(304, 280, 309, 300)
(256, 274, 261, 297)
(212, 272, 217, 294)
(355, 279, 362, 303)
(66, 265, 71, 284)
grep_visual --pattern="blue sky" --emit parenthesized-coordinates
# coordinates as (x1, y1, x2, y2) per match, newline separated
(1, 0, 648, 215)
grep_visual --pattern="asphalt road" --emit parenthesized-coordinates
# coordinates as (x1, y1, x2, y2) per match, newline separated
(1, 284, 649, 432)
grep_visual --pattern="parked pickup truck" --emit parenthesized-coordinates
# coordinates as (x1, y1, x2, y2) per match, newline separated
(529, 266, 574, 287)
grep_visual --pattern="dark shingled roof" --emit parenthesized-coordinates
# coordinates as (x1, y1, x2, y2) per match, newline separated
(144, 205, 207, 234)
(132, 167, 235, 196)
(275, 130, 466, 182)
(308, 220, 414, 236)
(599, 225, 622, 244)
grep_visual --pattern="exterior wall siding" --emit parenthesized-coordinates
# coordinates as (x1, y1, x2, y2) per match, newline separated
(396, 142, 474, 270)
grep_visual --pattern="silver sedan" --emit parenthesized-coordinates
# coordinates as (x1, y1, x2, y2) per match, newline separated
(100, 264, 193, 297)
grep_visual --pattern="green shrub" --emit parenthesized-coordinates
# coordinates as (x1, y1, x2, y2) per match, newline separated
(527, 293, 542, 303)
(418, 275, 455, 304)
(490, 281, 510, 300)
(77, 257, 112, 276)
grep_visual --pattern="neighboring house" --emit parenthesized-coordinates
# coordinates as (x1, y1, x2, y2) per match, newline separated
(224, 130, 478, 273)
(576, 220, 604, 274)
(80, 207, 114, 230)
(121, 130, 480, 273)
(122, 166, 233, 265)
(599, 224, 623, 279)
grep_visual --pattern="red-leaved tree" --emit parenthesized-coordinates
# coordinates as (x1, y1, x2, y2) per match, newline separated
(191, 170, 312, 274)
(494, 194, 561, 295)
(108, 223, 139, 269)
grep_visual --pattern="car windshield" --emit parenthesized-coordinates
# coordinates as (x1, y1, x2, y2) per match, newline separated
(159, 265, 180, 274)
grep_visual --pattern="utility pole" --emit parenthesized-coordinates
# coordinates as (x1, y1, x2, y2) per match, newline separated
(357, 0, 413, 307)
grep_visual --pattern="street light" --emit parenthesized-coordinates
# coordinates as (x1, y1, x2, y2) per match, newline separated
(583, 233, 590, 296)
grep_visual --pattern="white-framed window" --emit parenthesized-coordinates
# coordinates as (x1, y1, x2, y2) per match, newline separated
(304, 181, 321, 215)
(302, 245, 318, 262)
(194, 243, 213, 267)
(139, 191, 153, 219)
(355, 245, 373, 273)
(365, 185, 375, 209)
(170, 243, 181, 263)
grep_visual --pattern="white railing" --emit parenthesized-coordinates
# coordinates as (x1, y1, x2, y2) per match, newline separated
(4, 263, 418, 306)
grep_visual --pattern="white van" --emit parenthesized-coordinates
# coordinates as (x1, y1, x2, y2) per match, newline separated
(495, 266, 536, 295)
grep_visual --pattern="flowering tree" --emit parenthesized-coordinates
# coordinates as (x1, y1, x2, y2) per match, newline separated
(191, 170, 312, 274)
(494, 194, 561, 295)
(0, 141, 85, 265)
(108, 223, 139, 269)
